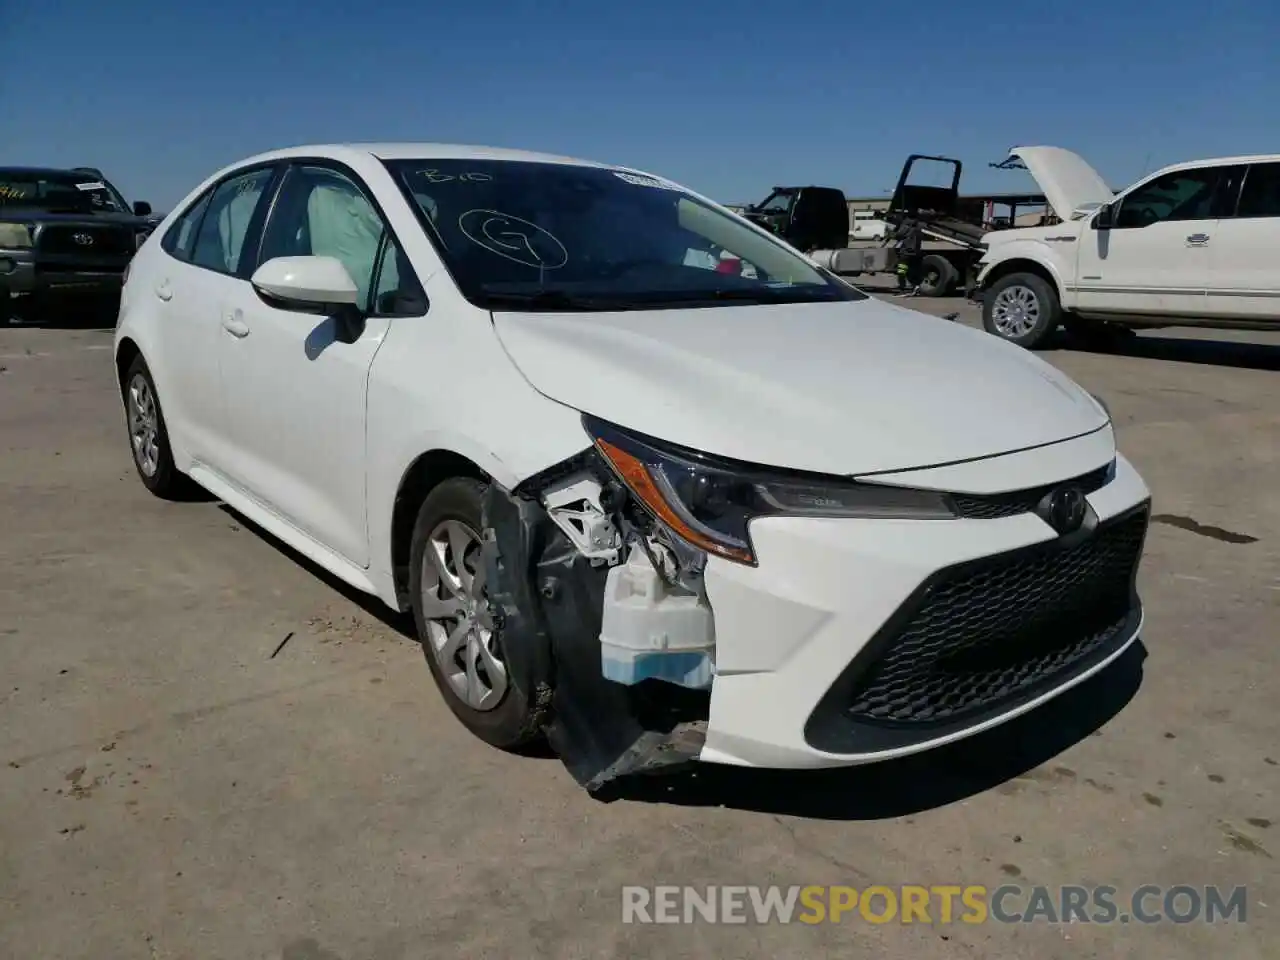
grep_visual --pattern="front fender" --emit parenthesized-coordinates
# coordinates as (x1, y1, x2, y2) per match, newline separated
(365, 388, 593, 597)
(977, 239, 1074, 304)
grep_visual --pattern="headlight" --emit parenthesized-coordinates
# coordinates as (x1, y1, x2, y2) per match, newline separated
(586, 416, 956, 566)
(0, 223, 33, 249)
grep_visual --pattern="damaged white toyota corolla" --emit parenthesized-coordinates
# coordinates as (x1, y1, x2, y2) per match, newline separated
(114, 144, 1152, 790)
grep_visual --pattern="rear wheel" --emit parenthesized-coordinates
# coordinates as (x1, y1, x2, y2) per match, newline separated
(122, 356, 193, 499)
(983, 272, 1061, 349)
(408, 478, 545, 749)
(917, 254, 956, 296)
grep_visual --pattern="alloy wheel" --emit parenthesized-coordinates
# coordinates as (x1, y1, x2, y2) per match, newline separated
(990, 284, 1042, 338)
(127, 373, 161, 477)
(419, 519, 508, 711)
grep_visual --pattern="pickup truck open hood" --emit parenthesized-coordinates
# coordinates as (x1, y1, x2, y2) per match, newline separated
(1010, 146, 1114, 218)
(492, 298, 1108, 477)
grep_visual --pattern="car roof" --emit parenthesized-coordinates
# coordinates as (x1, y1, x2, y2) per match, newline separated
(233, 142, 616, 170)
(1160, 154, 1280, 173)
(0, 166, 103, 177)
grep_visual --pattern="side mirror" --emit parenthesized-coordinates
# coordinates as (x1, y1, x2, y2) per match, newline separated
(251, 255, 360, 313)
(1092, 203, 1113, 230)
(132, 200, 153, 217)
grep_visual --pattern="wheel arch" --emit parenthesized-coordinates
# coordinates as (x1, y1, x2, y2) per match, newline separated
(980, 255, 1067, 304)
(389, 449, 491, 608)
(114, 336, 144, 396)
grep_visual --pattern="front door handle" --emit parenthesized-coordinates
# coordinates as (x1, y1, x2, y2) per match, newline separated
(222, 312, 250, 338)
(1186, 233, 1210, 246)
(155, 281, 173, 301)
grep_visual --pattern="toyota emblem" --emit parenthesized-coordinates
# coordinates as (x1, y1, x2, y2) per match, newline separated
(72, 232, 95, 247)
(1037, 486, 1088, 535)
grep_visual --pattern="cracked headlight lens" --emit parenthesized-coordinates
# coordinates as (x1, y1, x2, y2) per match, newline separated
(586, 416, 955, 566)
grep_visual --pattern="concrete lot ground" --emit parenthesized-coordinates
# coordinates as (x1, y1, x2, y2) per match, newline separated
(1, 289, 1276, 959)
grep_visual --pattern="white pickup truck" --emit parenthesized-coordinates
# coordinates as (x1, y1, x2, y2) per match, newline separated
(976, 146, 1280, 348)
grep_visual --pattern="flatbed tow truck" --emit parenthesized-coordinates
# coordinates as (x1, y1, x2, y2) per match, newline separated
(740, 154, 1055, 296)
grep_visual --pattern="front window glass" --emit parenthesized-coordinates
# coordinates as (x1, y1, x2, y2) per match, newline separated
(259, 165, 386, 307)
(385, 160, 862, 310)
(0, 169, 128, 214)
(1115, 168, 1220, 228)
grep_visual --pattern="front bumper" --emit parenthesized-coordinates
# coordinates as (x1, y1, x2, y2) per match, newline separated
(698, 445, 1151, 770)
(0, 249, 128, 297)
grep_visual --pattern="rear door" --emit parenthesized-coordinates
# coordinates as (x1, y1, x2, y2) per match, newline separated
(1075, 165, 1238, 316)
(150, 166, 278, 466)
(1205, 160, 1280, 322)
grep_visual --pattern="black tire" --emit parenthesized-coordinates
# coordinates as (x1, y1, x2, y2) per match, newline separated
(408, 477, 543, 750)
(121, 355, 193, 499)
(917, 254, 956, 296)
(982, 271, 1061, 349)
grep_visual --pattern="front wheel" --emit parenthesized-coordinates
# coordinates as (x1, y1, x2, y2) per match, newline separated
(408, 478, 546, 750)
(982, 272, 1061, 349)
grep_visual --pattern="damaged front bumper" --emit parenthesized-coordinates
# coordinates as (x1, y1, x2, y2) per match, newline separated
(480, 458, 713, 792)
(479, 434, 1152, 793)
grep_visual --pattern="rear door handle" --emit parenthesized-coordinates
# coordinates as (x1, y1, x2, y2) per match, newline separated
(1186, 233, 1210, 246)
(155, 281, 173, 301)
(222, 312, 250, 338)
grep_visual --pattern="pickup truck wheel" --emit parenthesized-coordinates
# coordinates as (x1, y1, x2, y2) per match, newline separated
(409, 478, 544, 750)
(983, 272, 1060, 349)
(917, 255, 956, 296)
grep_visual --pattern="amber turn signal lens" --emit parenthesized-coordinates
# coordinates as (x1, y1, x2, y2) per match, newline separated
(595, 437, 755, 564)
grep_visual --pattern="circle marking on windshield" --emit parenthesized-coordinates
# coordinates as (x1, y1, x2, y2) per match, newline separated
(458, 209, 568, 269)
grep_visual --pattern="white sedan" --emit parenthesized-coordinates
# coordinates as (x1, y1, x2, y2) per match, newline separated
(114, 143, 1152, 790)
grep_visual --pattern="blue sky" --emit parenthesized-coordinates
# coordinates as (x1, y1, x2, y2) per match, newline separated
(3, 0, 1276, 210)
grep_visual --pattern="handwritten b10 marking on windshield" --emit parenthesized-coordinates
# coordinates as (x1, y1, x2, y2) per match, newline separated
(420, 170, 494, 184)
(458, 209, 568, 269)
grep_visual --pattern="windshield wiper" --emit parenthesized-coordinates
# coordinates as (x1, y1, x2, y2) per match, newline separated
(479, 290, 633, 311)
(650, 286, 839, 305)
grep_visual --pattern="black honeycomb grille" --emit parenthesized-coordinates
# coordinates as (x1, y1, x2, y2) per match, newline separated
(951, 461, 1113, 520)
(844, 508, 1148, 726)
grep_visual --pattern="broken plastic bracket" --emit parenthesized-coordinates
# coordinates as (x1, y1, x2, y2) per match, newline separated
(481, 480, 706, 792)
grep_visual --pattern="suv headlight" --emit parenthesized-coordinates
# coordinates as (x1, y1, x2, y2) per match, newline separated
(586, 416, 956, 565)
(0, 223, 33, 249)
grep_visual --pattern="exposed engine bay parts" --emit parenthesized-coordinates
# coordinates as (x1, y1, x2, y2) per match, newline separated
(480, 441, 719, 792)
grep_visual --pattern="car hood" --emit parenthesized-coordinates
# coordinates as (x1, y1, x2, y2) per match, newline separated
(1009, 146, 1114, 219)
(492, 298, 1109, 476)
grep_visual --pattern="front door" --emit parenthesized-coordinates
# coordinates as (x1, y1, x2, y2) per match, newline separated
(1074, 165, 1230, 317)
(216, 162, 415, 567)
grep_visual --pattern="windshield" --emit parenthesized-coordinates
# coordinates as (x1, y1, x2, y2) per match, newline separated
(0, 170, 129, 214)
(384, 159, 864, 310)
